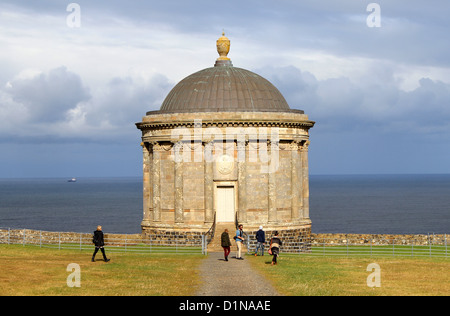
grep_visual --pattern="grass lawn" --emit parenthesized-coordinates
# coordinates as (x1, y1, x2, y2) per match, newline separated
(1, 245, 449, 296)
(0, 245, 204, 296)
(248, 254, 450, 296)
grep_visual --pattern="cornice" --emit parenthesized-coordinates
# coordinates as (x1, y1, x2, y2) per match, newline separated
(136, 118, 315, 130)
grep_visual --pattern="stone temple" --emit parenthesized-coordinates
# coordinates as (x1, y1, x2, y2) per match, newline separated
(136, 34, 315, 249)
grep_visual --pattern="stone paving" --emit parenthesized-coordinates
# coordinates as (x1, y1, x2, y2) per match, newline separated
(195, 251, 280, 296)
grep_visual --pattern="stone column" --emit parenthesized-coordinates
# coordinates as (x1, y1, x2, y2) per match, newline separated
(301, 141, 310, 219)
(204, 141, 214, 223)
(142, 142, 152, 227)
(237, 139, 247, 224)
(268, 140, 277, 224)
(290, 141, 300, 222)
(174, 141, 184, 224)
(152, 142, 161, 222)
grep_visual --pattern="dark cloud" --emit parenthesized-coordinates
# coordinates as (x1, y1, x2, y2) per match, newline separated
(0, 67, 173, 143)
(1, 0, 449, 176)
(88, 73, 172, 126)
(257, 65, 450, 136)
(6, 67, 90, 123)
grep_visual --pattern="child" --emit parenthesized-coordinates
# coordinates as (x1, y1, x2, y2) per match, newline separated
(269, 231, 282, 265)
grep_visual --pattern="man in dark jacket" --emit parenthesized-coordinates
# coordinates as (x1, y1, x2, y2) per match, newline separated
(221, 228, 232, 261)
(92, 225, 110, 262)
(254, 226, 265, 256)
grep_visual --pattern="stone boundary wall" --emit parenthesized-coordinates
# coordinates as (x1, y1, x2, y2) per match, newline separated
(0, 228, 203, 247)
(245, 231, 448, 252)
(310, 233, 448, 246)
(141, 229, 204, 246)
(246, 227, 312, 253)
(0, 228, 447, 249)
(0, 229, 142, 246)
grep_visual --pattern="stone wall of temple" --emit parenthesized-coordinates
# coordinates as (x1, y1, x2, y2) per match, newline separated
(137, 111, 314, 235)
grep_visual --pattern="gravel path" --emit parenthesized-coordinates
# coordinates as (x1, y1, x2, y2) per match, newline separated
(195, 252, 280, 296)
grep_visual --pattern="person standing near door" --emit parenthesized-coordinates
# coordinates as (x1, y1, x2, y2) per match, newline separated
(235, 224, 245, 260)
(221, 228, 232, 261)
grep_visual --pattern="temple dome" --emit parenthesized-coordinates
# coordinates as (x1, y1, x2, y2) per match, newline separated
(154, 33, 302, 114)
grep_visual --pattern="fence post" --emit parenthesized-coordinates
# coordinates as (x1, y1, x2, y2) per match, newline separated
(201, 235, 204, 255)
(346, 238, 349, 257)
(202, 235, 207, 255)
(202, 235, 205, 255)
(58, 232, 61, 250)
(8, 228, 10, 245)
(323, 239, 325, 256)
(149, 235, 152, 254)
(79, 233, 82, 251)
(40, 231, 42, 248)
(23, 229, 26, 246)
(428, 233, 432, 257)
(445, 234, 447, 258)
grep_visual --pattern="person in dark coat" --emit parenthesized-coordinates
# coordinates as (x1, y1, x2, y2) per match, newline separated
(92, 225, 110, 262)
(269, 231, 282, 266)
(254, 226, 265, 256)
(221, 228, 232, 261)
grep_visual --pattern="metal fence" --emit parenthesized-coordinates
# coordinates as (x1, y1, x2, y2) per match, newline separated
(0, 228, 206, 255)
(1, 228, 448, 258)
(248, 234, 449, 258)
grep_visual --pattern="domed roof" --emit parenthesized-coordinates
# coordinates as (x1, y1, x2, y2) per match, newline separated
(153, 33, 303, 114)
(159, 66, 297, 113)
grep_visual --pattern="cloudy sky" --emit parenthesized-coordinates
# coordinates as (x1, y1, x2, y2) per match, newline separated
(0, 0, 449, 178)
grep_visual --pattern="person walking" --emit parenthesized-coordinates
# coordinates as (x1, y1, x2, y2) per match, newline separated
(269, 231, 282, 266)
(92, 225, 110, 262)
(235, 224, 245, 260)
(221, 228, 232, 261)
(254, 226, 265, 256)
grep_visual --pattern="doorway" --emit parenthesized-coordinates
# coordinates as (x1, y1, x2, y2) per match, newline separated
(215, 185, 236, 223)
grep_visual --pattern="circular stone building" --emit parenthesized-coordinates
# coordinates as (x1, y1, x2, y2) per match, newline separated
(136, 34, 315, 250)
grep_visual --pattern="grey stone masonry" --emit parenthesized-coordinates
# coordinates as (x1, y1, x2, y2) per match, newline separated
(136, 111, 315, 237)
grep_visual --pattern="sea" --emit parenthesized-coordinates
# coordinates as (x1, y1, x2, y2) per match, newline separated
(0, 174, 449, 235)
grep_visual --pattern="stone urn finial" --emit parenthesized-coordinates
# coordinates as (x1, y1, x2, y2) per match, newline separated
(216, 31, 231, 61)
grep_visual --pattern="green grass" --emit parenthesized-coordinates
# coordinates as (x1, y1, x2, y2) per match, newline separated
(247, 254, 450, 296)
(38, 243, 203, 255)
(1, 244, 449, 296)
(309, 244, 448, 257)
(0, 244, 204, 296)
